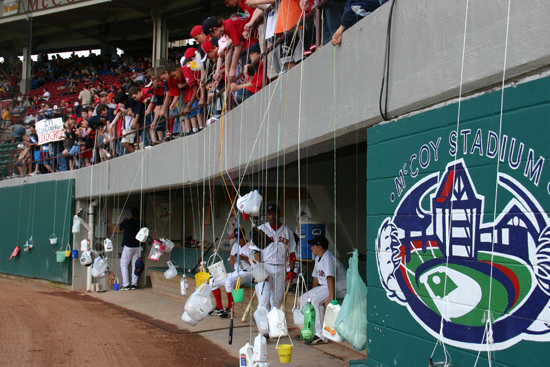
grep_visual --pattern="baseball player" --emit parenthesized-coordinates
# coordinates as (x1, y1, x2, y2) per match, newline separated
(253, 204, 296, 310)
(298, 235, 347, 344)
(209, 227, 252, 318)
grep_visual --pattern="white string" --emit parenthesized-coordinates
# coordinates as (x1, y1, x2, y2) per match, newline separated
(432, 0, 470, 364)
(473, 1, 512, 365)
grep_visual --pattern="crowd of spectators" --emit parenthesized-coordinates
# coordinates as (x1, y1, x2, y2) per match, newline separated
(0, 0, 388, 178)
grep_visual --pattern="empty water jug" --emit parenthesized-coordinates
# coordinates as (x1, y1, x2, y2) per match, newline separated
(322, 300, 343, 342)
(253, 333, 267, 362)
(136, 227, 149, 242)
(104, 238, 113, 252)
(243, 190, 262, 215)
(182, 282, 213, 326)
(164, 261, 177, 279)
(268, 307, 288, 339)
(254, 306, 269, 335)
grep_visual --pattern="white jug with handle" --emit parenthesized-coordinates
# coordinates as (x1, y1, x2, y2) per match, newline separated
(164, 261, 177, 279)
(253, 333, 267, 362)
(136, 227, 149, 242)
(104, 238, 113, 252)
(252, 363, 270, 367)
(254, 306, 269, 335)
(80, 238, 89, 252)
(268, 307, 288, 339)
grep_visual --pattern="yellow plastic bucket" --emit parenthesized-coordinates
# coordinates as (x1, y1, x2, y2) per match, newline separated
(232, 288, 244, 303)
(195, 267, 211, 287)
(276, 335, 294, 363)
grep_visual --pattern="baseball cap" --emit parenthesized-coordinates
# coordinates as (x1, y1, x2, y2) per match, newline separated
(248, 42, 261, 54)
(307, 235, 329, 249)
(233, 227, 245, 239)
(184, 47, 197, 61)
(190, 25, 203, 38)
(202, 40, 215, 54)
(99, 91, 108, 97)
(69, 114, 77, 120)
(202, 16, 218, 35)
(266, 203, 278, 213)
(76, 117, 84, 124)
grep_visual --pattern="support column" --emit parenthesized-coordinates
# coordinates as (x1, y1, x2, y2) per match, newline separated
(21, 44, 32, 94)
(151, 12, 168, 67)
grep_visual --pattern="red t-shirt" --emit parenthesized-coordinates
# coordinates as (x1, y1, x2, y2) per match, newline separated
(238, 1, 256, 18)
(153, 82, 165, 96)
(182, 65, 199, 103)
(167, 77, 181, 97)
(245, 62, 264, 94)
(223, 16, 258, 50)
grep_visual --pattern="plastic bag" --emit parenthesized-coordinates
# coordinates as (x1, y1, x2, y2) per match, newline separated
(148, 239, 165, 261)
(335, 249, 367, 351)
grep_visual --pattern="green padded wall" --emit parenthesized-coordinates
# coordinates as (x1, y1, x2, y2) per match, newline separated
(0, 179, 74, 284)
(367, 77, 550, 366)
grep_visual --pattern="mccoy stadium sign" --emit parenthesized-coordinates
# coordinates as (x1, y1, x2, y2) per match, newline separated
(0, 0, 110, 21)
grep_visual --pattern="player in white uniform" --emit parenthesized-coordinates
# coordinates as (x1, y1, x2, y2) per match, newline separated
(209, 228, 252, 318)
(298, 235, 347, 344)
(254, 204, 296, 310)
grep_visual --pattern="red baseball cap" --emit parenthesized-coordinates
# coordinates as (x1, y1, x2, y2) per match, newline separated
(202, 40, 214, 54)
(76, 117, 84, 124)
(69, 114, 77, 120)
(184, 48, 197, 60)
(190, 25, 203, 38)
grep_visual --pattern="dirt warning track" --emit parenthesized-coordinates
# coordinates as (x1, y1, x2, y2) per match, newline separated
(0, 277, 234, 367)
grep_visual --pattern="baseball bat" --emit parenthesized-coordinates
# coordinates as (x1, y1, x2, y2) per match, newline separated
(229, 306, 234, 345)
(280, 279, 291, 313)
(241, 290, 256, 322)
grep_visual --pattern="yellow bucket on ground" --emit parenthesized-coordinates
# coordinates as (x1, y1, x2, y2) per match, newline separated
(195, 267, 211, 287)
(276, 335, 294, 363)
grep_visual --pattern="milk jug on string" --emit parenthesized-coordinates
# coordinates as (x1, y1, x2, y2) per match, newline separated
(136, 227, 149, 242)
(254, 306, 269, 335)
(322, 300, 343, 342)
(182, 282, 213, 326)
(72, 215, 81, 233)
(239, 342, 254, 367)
(300, 299, 315, 341)
(80, 238, 89, 252)
(243, 190, 262, 215)
(250, 257, 267, 283)
(253, 333, 267, 362)
(268, 307, 288, 338)
(181, 276, 189, 296)
(103, 238, 113, 252)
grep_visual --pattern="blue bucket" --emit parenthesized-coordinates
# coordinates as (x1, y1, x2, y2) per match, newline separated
(298, 221, 325, 259)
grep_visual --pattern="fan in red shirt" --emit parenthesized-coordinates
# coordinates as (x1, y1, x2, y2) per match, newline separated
(180, 48, 204, 134)
(202, 16, 259, 82)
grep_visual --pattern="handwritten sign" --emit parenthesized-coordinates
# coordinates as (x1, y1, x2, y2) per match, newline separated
(35, 118, 65, 145)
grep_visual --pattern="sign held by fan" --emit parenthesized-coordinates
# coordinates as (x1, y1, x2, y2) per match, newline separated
(237, 190, 263, 220)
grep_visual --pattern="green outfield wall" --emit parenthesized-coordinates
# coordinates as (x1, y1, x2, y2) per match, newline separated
(366, 76, 550, 366)
(0, 179, 74, 284)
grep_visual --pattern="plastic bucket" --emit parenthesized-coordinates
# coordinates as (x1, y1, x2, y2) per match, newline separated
(113, 278, 120, 291)
(232, 288, 244, 303)
(298, 220, 325, 259)
(276, 336, 293, 364)
(207, 254, 228, 282)
(65, 245, 71, 257)
(56, 250, 66, 263)
(72, 249, 79, 259)
(49, 234, 57, 245)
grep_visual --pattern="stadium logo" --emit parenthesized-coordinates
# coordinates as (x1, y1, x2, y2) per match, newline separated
(376, 159, 550, 351)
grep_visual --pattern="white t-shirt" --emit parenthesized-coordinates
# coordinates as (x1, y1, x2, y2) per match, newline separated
(313, 250, 347, 292)
(43, 91, 50, 101)
(123, 115, 133, 130)
(257, 222, 296, 264)
(230, 242, 252, 271)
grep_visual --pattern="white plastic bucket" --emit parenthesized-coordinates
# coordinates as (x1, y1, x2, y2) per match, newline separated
(136, 227, 149, 242)
(49, 234, 57, 245)
(164, 261, 177, 279)
(207, 253, 228, 282)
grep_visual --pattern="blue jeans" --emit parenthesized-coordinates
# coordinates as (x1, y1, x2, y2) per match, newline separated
(235, 89, 254, 105)
(171, 108, 182, 134)
(323, 1, 345, 46)
(56, 153, 68, 171)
